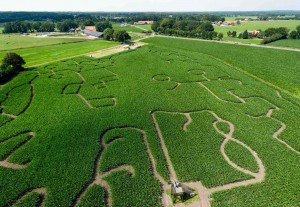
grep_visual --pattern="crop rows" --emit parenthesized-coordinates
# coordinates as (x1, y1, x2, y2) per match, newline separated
(0, 37, 299, 207)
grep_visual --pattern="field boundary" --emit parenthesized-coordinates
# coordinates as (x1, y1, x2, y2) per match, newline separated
(154, 35, 300, 52)
(200, 51, 300, 100)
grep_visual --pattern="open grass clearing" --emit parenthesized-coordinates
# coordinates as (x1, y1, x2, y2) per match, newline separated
(0, 34, 87, 51)
(268, 39, 300, 49)
(0, 39, 119, 66)
(112, 23, 144, 33)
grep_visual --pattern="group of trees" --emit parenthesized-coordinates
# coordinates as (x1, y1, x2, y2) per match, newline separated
(262, 27, 290, 44)
(0, 53, 26, 83)
(3, 19, 114, 34)
(289, 25, 300, 39)
(151, 18, 223, 40)
(227, 31, 237, 37)
(103, 28, 131, 42)
(3, 21, 55, 33)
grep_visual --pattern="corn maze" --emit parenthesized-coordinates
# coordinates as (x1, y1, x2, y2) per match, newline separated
(0, 37, 300, 207)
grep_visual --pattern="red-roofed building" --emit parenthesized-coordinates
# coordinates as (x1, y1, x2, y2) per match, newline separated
(85, 26, 96, 31)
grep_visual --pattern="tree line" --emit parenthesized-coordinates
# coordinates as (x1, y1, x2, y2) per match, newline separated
(3, 21, 55, 33)
(2, 19, 114, 33)
(151, 18, 224, 40)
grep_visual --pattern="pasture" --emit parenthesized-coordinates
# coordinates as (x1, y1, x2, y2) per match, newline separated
(0, 36, 300, 207)
(214, 20, 300, 44)
(214, 20, 300, 34)
(0, 40, 119, 66)
(0, 34, 87, 51)
(268, 39, 300, 49)
(112, 23, 144, 33)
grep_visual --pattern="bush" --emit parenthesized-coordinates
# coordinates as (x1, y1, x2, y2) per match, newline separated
(113, 30, 131, 42)
(0, 64, 15, 83)
(2, 53, 26, 71)
(289, 31, 299, 39)
(0, 53, 26, 83)
(262, 33, 283, 44)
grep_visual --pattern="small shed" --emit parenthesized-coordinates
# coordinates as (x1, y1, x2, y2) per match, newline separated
(171, 182, 195, 202)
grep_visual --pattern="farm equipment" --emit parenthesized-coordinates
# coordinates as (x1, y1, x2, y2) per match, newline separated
(171, 182, 195, 203)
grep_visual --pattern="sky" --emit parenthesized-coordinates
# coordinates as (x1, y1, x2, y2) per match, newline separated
(1, 0, 300, 12)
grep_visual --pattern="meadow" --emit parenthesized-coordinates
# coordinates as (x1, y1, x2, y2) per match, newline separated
(214, 20, 300, 34)
(0, 40, 119, 66)
(0, 34, 87, 51)
(214, 20, 300, 44)
(268, 39, 300, 49)
(0, 36, 300, 207)
(112, 23, 144, 33)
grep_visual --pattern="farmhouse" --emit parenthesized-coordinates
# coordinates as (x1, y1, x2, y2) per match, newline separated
(248, 30, 261, 36)
(85, 26, 96, 31)
(134, 21, 154, 25)
(214, 21, 236, 26)
(82, 29, 103, 38)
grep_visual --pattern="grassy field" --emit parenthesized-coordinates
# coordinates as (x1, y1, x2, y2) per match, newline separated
(0, 40, 119, 66)
(215, 20, 300, 34)
(215, 20, 300, 44)
(225, 16, 258, 21)
(112, 23, 144, 33)
(0, 34, 87, 51)
(134, 24, 152, 31)
(268, 39, 300, 49)
(0, 37, 300, 207)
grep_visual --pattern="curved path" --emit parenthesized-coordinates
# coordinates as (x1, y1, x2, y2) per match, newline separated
(8, 188, 47, 207)
(0, 131, 35, 170)
(151, 110, 266, 207)
(73, 126, 167, 207)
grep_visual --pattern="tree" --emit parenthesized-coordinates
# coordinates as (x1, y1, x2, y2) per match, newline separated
(242, 30, 249, 39)
(160, 18, 175, 30)
(237, 20, 241, 26)
(265, 27, 289, 39)
(96, 21, 112, 32)
(57, 19, 78, 32)
(0, 64, 14, 82)
(290, 31, 299, 39)
(227, 31, 232, 37)
(113, 30, 131, 42)
(296, 25, 300, 34)
(218, 33, 224, 40)
(151, 21, 160, 32)
(2, 53, 26, 71)
(199, 22, 214, 32)
(103, 28, 114, 41)
(232, 31, 237, 37)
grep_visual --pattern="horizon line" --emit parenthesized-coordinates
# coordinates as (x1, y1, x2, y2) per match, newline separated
(0, 10, 300, 13)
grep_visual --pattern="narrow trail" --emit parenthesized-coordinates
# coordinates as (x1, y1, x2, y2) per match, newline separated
(183, 113, 192, 131)
(73, 127, 168, 207)
(2, 112, 17, 119)
(151, 113, 178, 183)
(272, 123, 300, 155)
(151, 110, 266, 207)
(8, 188, 47, 207)
(241, 97, 300, 155)
(227, 90, 245, 103)
(0, 131, 35, 169)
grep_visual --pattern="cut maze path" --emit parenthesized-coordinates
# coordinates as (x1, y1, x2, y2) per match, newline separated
(73, 127, 166, 207)
(151, 110, 266, 207)
(152, 68, 300, 156)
